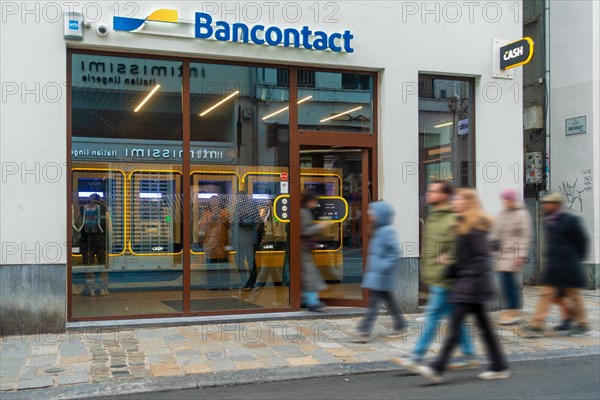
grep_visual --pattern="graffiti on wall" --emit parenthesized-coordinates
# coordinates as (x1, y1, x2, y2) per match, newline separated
(559, 169, 593, 213)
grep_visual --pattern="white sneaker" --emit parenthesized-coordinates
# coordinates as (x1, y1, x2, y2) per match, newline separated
(417, 366, 443, 384)
(478, 370, 511, 380)
(390, 356, 421, 374)
(99, 289, 110, 296)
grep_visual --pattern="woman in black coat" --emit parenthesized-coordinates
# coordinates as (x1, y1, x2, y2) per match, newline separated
(410, 188, 509, 384)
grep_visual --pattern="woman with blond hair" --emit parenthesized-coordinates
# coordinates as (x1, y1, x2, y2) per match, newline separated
(410, 188, 509, 384)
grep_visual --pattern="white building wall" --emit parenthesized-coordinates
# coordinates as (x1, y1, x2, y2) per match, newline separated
(1, 1, 522, 265)
(549, 0, 600, 267)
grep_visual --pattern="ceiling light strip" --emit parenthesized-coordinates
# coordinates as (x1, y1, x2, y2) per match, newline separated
(320, 105, 362, 123)
(199, 90, 240, 117)
(134, 84, 161, 112)
(261, 96, 313, 121)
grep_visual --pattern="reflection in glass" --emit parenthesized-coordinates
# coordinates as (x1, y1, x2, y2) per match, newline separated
(297, 71, 373, 132)
(188, 63, 291, 311)
(70, 53, 183, 318)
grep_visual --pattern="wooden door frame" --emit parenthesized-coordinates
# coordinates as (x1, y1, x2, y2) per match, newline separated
(290, 138, 376, 308)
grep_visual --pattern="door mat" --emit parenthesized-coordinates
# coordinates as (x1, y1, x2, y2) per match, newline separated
(162, 298, 263, 312)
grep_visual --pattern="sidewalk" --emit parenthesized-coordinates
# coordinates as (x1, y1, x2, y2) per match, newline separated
(1, 287, 599, 399)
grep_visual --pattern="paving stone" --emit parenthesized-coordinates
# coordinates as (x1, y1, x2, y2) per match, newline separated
(182, 364, 212, 374)
(28, 355, 58, 367)
(285, 356, 319, 366)
(261, 356, 289, 368)
(164, 334, 186, 343)
(205, 352, 226, 361)
(16, 375, 54, 390)
(31, 345, 59, 356)
(315, 341, 343, 349)
(150, 366, 184, 377)
(229, 355, 257, 362)
(0, 382, 17, 391)
(60, 355, 92, 365)
(207, 360, 236, 372)
(148, 354, 174, 364)
(57, 372, 90, 385)
(326, 347, 359, 357)
(1, 342, 29, 352)
(0, 364, 23, 377)
(224, 348, 252, 357)
(244, 342, 268, 349)
(143, 346, 171, 355)
(312, 354, 342, 364)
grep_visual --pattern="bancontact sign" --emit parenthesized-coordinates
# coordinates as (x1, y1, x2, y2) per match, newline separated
(114, 8, 355, 52)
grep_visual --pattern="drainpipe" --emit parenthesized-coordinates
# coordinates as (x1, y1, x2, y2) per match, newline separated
(544, 0, 551, 192)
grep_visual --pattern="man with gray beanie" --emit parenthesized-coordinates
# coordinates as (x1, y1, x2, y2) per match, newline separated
(525, 192, 590, 337)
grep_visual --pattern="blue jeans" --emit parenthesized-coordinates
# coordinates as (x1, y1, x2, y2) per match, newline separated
(498, 271, 521, 309)
(412, 285, 475, 360)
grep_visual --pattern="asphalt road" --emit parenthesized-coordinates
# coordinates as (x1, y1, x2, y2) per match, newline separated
(97, 355, 600, 400)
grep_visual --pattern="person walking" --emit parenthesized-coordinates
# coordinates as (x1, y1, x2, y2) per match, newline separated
(492, 188, 532, 325)
(525, 192, 590, 337)
(392, 180, 478, 370)
(349, 201, 405, 343)
(300, 190, 328, 311)
(411, 188, 509, 384)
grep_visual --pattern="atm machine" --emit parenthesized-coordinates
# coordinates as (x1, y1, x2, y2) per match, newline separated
(243, 168, 289, 284)
(189, 168, 238, 289)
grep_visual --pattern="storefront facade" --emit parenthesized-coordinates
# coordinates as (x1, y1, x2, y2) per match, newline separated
(1, 1, 524, 333)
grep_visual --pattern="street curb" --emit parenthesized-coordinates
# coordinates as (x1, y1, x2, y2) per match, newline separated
(3, 346, 599, 400)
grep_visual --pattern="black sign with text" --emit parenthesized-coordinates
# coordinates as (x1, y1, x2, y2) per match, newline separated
(500, 37, 534, 70)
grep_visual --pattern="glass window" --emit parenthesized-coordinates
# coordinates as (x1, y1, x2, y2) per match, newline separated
(71, 53, 183, 318)
(419, 76, 474, 192)
(188, 63, 290, 311)
(297, 70, 373, 133)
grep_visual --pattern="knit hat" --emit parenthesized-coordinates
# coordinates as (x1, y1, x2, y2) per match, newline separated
(500, 188, 519, 201)
(540, 192, 566, 204)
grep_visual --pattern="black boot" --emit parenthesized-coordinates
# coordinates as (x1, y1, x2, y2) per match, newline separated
(553, 319, 573, 331)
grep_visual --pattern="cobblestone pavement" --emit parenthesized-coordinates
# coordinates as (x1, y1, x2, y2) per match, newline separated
(1, 287, 599, 394)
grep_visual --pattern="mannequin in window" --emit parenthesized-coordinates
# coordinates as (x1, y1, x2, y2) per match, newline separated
(77, 193, 109, 296)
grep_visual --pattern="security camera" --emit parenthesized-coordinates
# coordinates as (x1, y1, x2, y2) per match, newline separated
(96, 24, 109, 36)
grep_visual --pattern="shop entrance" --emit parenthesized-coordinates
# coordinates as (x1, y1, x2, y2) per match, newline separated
(289, 128, 376, 308)
(297, 145, 371, 306)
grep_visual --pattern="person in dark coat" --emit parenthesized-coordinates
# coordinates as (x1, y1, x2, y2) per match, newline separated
(300, 191, 328, 311)
(526, 192, 590, 337)
(410, 188, 509, 384)
(348, 201, 405, 343)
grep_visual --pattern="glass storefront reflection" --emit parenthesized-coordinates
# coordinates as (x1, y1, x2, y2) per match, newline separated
(69, 52, 375, 319)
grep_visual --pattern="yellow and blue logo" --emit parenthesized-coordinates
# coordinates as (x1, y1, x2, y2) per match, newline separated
(113, 9, 178, 31)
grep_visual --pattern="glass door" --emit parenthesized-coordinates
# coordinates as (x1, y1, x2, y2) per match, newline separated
(297, 145, 371, 306)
